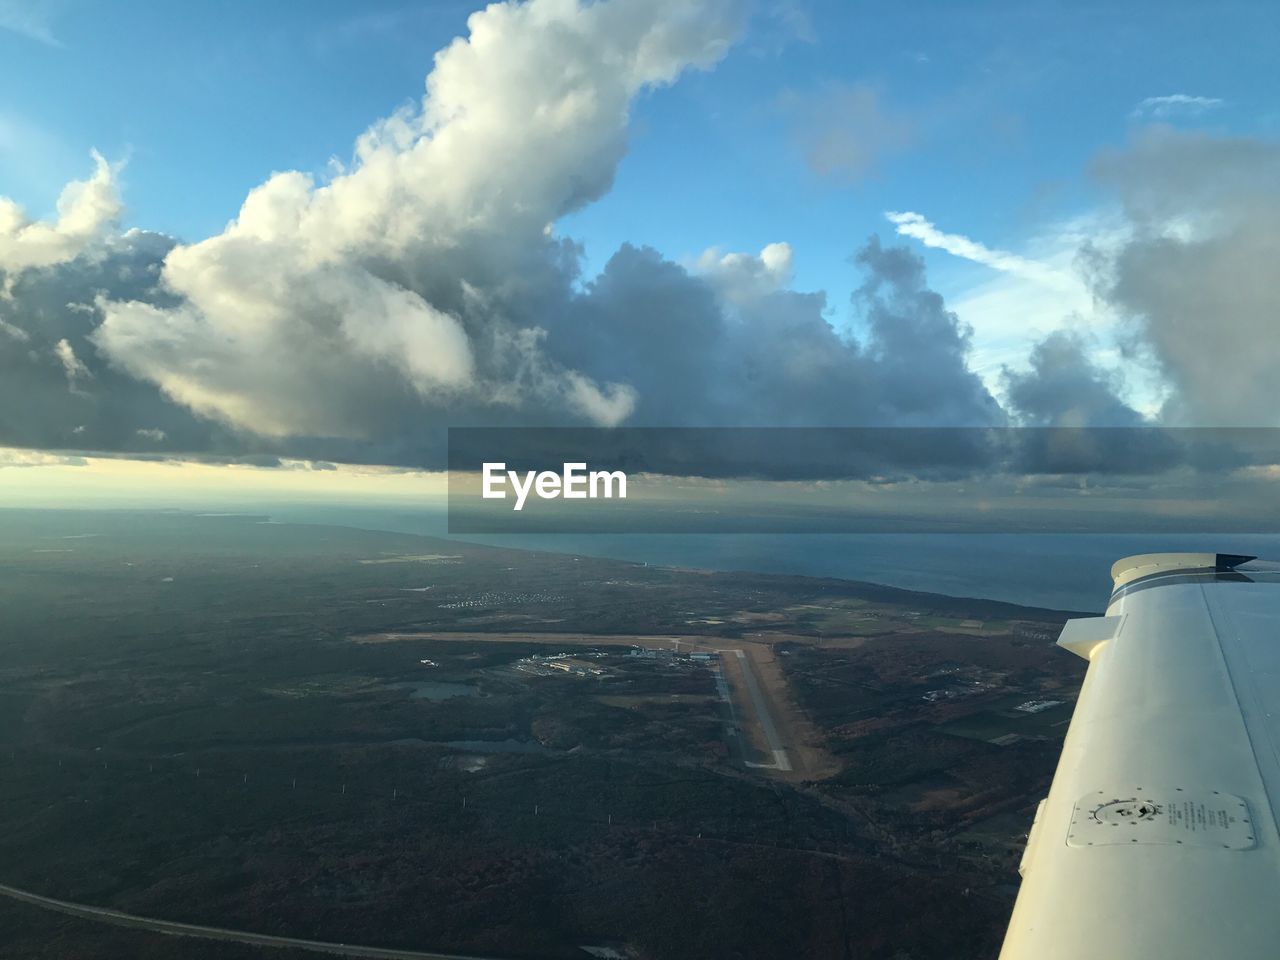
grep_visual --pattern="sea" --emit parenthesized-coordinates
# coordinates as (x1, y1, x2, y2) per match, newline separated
(246, 501, 1280, 614)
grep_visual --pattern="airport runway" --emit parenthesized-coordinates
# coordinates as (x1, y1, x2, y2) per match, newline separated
(727, 649, 792, 772)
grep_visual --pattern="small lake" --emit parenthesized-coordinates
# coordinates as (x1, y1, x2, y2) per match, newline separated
(389, 680, 479, 701)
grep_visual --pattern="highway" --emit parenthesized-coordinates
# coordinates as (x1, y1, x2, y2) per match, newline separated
(0, 879, 507, 959)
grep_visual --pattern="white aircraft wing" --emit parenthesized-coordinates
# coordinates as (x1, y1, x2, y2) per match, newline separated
(1001, 552, 1280, 960)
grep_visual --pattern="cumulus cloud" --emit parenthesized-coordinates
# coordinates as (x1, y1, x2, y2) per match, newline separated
(696, 242, 794, 304)
(1131, 94, 1224, 119)
(0, 229, 234, 456)
(0, 151, 122, 279)
(540, 235, 1002, 430)
(851, 237, 1003, 426)
(1087, 127, 1280, 425)
(95, 0, 745, 441)
(882, 209, 1141, 407)
(1001, 331, 1142, 428)
(0, 0, 1156, 476)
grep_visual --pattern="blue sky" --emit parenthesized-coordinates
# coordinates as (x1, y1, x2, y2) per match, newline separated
(4, 0, 1274, 308)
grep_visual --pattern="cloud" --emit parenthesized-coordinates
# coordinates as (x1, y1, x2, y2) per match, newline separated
(880, 210, 1165, 413)
(884, 211, 1071, 289)
(0, 0, 1101, 474)
(540, 235, 1003, 430)
(0, 229, 237, 456)
(1086, 127, 1280, 425)
(0, 315, 30, 341)
(0, 448, 86, 468)
(695, 242, 794, 304)
(1001, 331, 1143, 428)
(851, 237, 1003, 426)
(0, 0, 1009, 471)
(784, 83, 914, 182)
(52, 337, 90, 390)
(875, 129, 1280, 432)
(0, 151, 122, 280)
(94, 0, 746, 442)
(1131, 94, 1224, 120)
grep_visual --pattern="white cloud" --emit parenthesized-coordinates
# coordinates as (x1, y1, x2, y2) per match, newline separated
(1131, 94, 1224, 119)
(0, 315, 30, 341)
(882, 209, 1171, 415)
(884, 211, 1072, 289)
(561, 370, 637, 427)
(53, 337, 90, 390)
(0, 448, 87, 468)
(96, 0, 745, 439)
(0, 151, 122, 279)
(696, 242, 794, 304)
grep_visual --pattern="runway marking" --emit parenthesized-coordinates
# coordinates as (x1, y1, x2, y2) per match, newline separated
(718, 649, 792, 773)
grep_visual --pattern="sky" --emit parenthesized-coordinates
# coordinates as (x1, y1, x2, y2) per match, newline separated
(0, 0, 1278, 504)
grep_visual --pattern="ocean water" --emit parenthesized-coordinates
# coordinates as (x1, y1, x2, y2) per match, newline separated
(250, 501, 1280, 613)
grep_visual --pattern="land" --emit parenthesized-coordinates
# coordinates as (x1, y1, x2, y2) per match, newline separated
(0, 509, 1087, 959)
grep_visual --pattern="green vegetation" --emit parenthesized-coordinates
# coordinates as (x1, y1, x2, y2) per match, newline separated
(0, 508, 1082, 959)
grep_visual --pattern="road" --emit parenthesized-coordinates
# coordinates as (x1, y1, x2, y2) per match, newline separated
(0, 880, 508, 960)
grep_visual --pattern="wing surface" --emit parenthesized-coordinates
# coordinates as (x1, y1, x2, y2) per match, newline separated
(1001, 552, 1280, 960)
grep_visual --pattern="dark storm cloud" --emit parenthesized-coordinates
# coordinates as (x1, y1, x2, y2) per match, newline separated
(1001, 331, 1142, 429)
(0, 231, 224, 455)
(995, 332, 1178, 473)
(852, 237, 1004, 427)
(541, 236, 1002, 431)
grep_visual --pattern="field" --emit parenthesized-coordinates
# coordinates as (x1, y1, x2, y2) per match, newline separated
(0, 509, 1085, 959)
